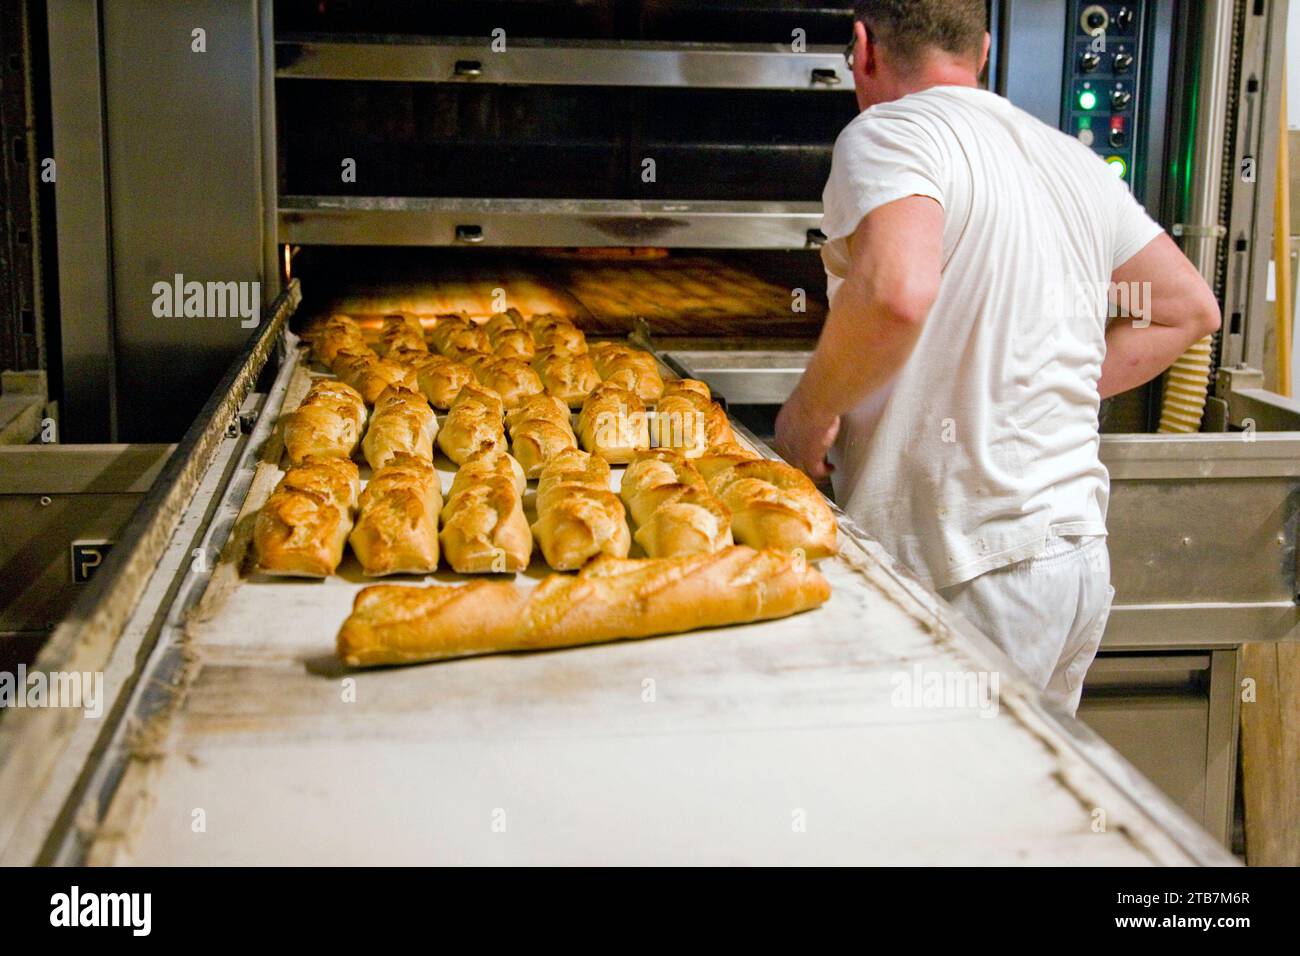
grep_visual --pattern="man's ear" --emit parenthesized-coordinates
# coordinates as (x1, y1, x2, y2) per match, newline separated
(856, 20, 874, 78)
(978, 32, 991, 75)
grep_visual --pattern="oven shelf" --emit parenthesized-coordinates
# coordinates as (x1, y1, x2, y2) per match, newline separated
(278, 195, 827, 249)
(276, 35, 853, 91)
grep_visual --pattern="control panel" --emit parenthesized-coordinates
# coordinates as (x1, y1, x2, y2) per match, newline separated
(1061, 2, 1144, 187)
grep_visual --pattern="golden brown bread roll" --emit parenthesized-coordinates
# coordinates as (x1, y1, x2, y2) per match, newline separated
(337, 546, 832, 667)
(447, 447, 527, 499)
(468, 355, 544, 410)
(348, 453, 442, 576)
(485, 309, 537, 362)
(578, 382, 650, 464)
(377, 314, 428, 357)
(361, 386, 438, 471)
(504, 393, 577, 478)
(439, 451, 532, 574)
(309, 314, 366, 369)
(532, 450, 629, 571)
(436, 384, 506, 465)
(620, 451, 733, 558)
(533, 349, 601, 408)
(534, 447, 611, 513)
(694, 443, 761, 481)
(431, 314, 491, 360)
(254, 456, 359, 577)
(402, 351, 476, 410)
(331, 349, 419, 405)
(590, 342, 664, 403)
(528, 314, 587, 355)
(653, 380, 734, 457)
(282, 378, 368, 467)
(706, 459, 837, 560)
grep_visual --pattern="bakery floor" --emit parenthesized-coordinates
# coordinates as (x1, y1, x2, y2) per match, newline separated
(58, 321, 1223, 866)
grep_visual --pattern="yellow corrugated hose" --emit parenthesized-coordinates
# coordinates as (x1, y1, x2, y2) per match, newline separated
(1157, 336, 1216, 433)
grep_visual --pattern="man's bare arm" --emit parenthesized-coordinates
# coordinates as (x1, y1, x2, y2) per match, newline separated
(1099, 233, 1221, 399)
(776, 196, 943, 478)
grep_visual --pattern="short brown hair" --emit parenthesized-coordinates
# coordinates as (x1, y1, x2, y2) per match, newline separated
(854, 0, 987, 67)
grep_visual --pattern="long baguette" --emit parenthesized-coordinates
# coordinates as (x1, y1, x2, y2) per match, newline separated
(336, 546, 831, 667)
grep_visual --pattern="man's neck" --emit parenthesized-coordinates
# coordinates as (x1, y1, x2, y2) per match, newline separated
(894, 56, 982, 99)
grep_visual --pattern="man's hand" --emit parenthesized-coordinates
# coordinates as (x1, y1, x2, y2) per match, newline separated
(775, 397, 841, 481)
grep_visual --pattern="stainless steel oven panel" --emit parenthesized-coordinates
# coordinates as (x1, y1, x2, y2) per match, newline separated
(277, 37, 853, 91)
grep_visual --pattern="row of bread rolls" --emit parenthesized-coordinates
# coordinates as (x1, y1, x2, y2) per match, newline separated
(336, 545, 832, 667)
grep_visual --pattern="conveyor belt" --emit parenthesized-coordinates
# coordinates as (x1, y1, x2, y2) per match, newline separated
(25, 313, 1230, 866)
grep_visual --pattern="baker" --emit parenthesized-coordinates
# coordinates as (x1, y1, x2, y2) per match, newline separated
(775, 0, 1220, 713)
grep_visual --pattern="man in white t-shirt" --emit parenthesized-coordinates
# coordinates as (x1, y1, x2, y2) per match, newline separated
(775, 0, 1220, 713)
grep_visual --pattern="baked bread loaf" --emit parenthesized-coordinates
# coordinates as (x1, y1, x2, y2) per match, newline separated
(590, 342, 664, 403)
(348, 453, 442, 576)
(361, 386, 438, 471)
(620, 451, 733, 558)
(447, 446, 526, 499)
(439, 449, 532, 574)
(254, 456, 359, 577)
(282, 378, 368, 466)
(528, 314, 587, 355)
(468, 355, 544, 409)
(504, 393, 577, 478)
(309, 314, 366, 369)
(533, 348, 601, 408)
(377, 314, 428, 357)
(436, 384, 506, 465)
(430, 314, 491, 360)
(403, 351, 477, 410)
(337, 546, 832, 666)
(653, 379, 734, 457)
(578, 382, 650, 463)
(694, 442, 761, 481)
(485, 310, 536, 362)
(531, 450, 630, 570)
(331, 348, 419, 405)
(706, 458, 837, 560)
(534, 447, 611, 513)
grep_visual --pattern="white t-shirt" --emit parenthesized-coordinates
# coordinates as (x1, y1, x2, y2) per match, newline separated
(821, 85, 1163, 590)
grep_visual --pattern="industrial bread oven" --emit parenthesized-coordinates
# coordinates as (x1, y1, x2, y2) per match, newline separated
(10, 0, 1292, 861)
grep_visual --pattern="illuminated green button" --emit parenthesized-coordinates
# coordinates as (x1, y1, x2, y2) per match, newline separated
(1106, 156, 1128, 178)
(1079, 89, 1098, 110)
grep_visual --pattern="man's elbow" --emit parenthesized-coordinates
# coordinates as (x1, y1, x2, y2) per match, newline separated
(1197, 295, 1222, 339)
(876, 277, 939, 328)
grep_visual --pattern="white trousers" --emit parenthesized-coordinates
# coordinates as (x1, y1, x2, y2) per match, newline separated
(938, 535, 1114, 716)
